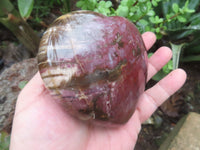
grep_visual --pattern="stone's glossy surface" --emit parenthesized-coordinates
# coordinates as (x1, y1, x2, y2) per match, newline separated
(37, 11, 148, 124)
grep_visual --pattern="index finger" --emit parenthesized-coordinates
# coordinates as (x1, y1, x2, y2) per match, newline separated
(142, 32, 156, 50)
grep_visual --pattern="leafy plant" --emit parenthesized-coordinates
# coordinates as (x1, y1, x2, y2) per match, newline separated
(58, 0, 71, 14)
(32, 0, 53, 23)
(0, 132, 10, 150)
(18, 0, 34, 19)
(76, 0, 113, 16)
(17, 0, 71, 23)
(164, 0, 200, 62)
(76, 0, 196, 38)
(0, 0, 40, 56)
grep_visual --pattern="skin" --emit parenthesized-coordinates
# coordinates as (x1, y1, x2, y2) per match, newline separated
(10, 32, 187, 150)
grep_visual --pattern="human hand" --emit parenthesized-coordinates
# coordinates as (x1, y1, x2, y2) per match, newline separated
(10, 32, 186, 150)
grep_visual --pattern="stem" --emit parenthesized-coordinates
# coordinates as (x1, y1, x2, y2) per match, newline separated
(154, 12, 181, 29)
(135, 13, 147, 23)
(170, 42, 185, 70)
(132, 1, 145, 23)
(162, 12, 181, 24)
(133, 0, 138, 7)
(0, 9, 40, 56)
(63, 0, 71, 13)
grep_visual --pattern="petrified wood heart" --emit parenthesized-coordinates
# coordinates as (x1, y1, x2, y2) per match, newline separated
(37, 10, 147, 124)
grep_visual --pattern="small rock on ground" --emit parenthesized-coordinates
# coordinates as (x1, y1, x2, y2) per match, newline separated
(0, 58, 38, 132)
(159, 112, 200, 150)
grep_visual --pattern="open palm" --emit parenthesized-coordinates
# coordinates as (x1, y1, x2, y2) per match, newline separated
(10, 32, 186, 150)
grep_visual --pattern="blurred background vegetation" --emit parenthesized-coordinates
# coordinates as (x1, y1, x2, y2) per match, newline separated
(0, 0, 200, 149)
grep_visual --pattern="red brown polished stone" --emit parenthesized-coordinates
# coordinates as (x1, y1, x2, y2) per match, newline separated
(37, 10, 148, 125)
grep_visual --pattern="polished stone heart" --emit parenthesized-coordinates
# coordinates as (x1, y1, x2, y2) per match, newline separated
(37, 11, 148, 125)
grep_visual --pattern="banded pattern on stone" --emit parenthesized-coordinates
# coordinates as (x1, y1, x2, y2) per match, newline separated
(37, 10, 147, 124)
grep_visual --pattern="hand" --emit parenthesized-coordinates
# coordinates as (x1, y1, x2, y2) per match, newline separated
(10, 32, 186, 150)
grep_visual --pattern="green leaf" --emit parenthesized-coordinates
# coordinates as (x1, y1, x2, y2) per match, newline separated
(184, 0, 189, 8)
(120, 0, 128, 6)
(99, 0, 105, 5)
(136, 19, 149, 33)
(177, 15, 187, 22)
(156, 27, 160, 33)
(149, 16, 163, 24)
(156, 33, 163, 39)
(185, 8, 195, 13)
(139, 0, 147, 2)
(148, 52, 154, 58)
(170, 42, 185, 70)
(172, 3, 179, 13)
(76, 1, 84, 7)
(18, 80, 28, 89)
(116, 5, 129, 17)
(105, 1, 112, 8)
(140, 4, 148, 13)
(18, 0, 34, 18)
(163, 60, 173, 73)
(146, 1, 152, 9)
(147, 10, 155, 16)
(94, 0, 112, 16)
(152, 0, 158, 7)
(139, 19, 149, 25)
(149, 16, 155, 23)
(81, 5, 87, 10)
(152, 70, 167, 81)
(130, 7, 137, 13)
